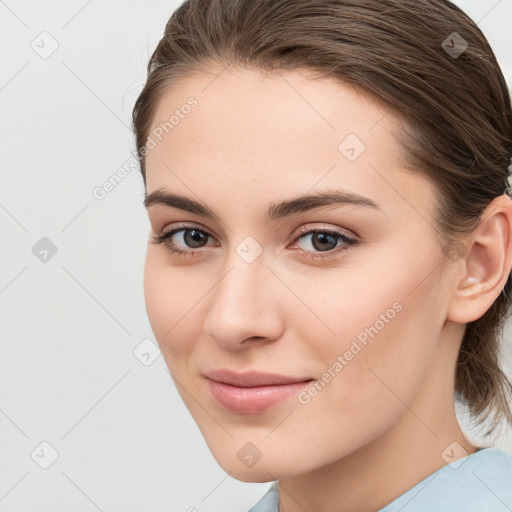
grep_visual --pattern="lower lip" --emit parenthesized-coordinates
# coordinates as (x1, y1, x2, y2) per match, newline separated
(206, 378, 312, 414)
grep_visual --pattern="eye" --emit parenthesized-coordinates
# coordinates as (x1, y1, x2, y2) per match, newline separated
(289, 226, 358, 260)
(150, 223, 358, 260)
(151, 223, 217, 258)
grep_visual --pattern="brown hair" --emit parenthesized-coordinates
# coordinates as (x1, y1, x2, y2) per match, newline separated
(132, 0, 512, 435)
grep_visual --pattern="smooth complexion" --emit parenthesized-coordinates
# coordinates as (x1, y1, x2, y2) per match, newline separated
(142, 66, 512, 512)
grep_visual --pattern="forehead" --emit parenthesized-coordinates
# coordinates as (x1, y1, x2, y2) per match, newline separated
(144, 67, 435, 221)
(146, 66, 393, 158)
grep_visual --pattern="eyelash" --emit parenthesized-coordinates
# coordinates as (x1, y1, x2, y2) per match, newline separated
(151, 223, 358, 261)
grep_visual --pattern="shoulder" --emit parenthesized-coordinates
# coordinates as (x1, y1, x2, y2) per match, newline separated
(380, 447, 512, 511)
(246, 482, 279, 512)
(245, 448, 512, 512)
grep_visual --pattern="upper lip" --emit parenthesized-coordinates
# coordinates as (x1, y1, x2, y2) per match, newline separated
(204, 369, 314, 387)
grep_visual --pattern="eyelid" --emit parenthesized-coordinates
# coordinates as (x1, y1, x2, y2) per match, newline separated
(156, 221, 217, 241)
(152, 221, 358, 260)
(154, 222, 356, 244)
(292, 223, 357, 241)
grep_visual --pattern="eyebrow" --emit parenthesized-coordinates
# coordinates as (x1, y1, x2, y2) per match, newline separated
(144, 187, 382, 222)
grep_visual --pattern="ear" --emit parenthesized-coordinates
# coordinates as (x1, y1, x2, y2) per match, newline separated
(447, 192, 512, 324)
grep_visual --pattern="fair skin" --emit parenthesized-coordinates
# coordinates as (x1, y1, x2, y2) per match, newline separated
(142, 66, 512, 512)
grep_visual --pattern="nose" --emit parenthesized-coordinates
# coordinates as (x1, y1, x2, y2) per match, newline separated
(203, 249, 284, 350)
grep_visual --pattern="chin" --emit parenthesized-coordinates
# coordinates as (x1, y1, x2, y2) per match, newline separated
(230, 470, 277, 483)
(207, 443, 307, 483)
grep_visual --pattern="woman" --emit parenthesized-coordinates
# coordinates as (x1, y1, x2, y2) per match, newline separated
(132, 0, 512, 510)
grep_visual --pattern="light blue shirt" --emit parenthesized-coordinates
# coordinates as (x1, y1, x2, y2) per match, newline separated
(246, 447, 512, 511)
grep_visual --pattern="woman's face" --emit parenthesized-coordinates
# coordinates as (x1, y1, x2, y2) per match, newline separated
(143, 67, 459, 481)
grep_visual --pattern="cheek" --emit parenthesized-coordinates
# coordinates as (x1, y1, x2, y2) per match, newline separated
(143, 250, 202, 362)
(299, 247, 440, 383)
(308, 267, 443, 419)
(284, 273, 443, 469)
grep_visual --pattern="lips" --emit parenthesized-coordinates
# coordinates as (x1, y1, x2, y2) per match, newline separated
(204, 369, 314, 414)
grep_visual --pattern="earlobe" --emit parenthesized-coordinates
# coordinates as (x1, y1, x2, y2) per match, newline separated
(446, 195, 512, 324)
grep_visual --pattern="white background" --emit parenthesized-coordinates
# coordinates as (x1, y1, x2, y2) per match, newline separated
(1, 1, 511, 510)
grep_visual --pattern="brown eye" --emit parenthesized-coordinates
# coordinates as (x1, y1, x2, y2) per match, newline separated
(180, 229, 209, 248)
(152, 224, 216, 257)
(301, 231, 339, 252)
(290, 228, 358, 261)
